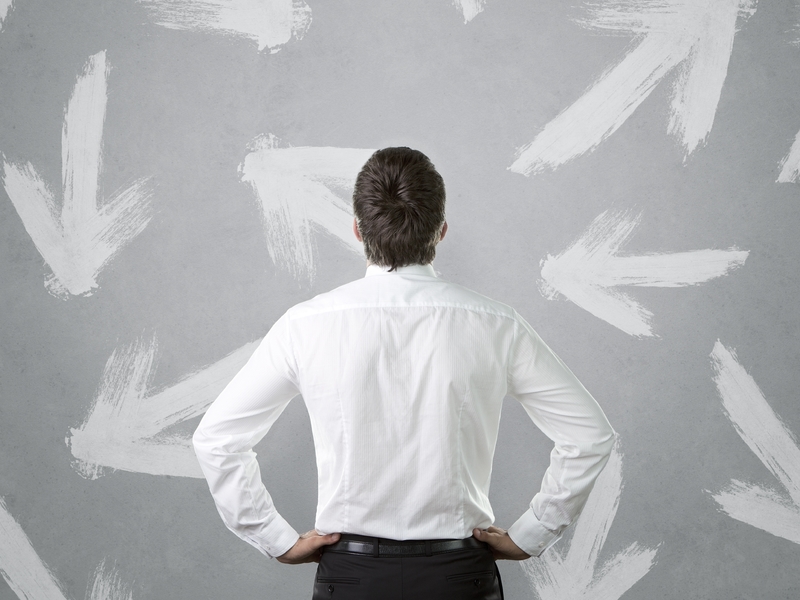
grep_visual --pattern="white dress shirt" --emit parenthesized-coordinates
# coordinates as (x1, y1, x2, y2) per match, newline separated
(193, 263, 615, 559)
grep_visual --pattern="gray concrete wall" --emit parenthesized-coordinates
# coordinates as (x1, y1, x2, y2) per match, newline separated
(1, 0, 799, 598)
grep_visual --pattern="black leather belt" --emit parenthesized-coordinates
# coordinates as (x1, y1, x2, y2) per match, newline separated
(325, 534, 487, 557)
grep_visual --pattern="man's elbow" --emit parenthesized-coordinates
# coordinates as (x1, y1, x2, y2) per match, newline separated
(594, 421, 617, 460)
(192, 420, 214, 458)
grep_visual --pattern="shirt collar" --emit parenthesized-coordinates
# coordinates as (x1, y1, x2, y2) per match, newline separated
(364, 263, 437, 278)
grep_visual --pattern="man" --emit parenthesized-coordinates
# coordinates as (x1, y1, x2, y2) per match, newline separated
(193, 147, 615, 599)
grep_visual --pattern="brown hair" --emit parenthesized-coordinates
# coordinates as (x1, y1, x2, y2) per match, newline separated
(353, 147, 446, 270)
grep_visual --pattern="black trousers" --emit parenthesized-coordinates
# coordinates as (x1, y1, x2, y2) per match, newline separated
(312, 535, 504, 600)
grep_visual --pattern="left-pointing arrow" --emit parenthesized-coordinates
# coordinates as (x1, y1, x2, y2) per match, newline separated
(539, 210, 748, 338)
(67, 335, 260, 479)
(1, 51, 154, 299)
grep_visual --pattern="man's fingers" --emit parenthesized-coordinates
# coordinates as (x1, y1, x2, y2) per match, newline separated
(321, 532, 341, 545)
(486, 525, 506, 534)
(473, 528, 499, 546)
(309, 532, 341, 549)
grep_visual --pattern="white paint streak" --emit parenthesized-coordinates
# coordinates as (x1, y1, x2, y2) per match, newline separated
(0, 496, 70, 600)
(240, 134, 371, 284)
(509, 0, 756, 176)
(539, 210, 748, 337)
(1, 51, 154, 298)
(521, 440, 659, 600)
(67, 335, 260, 478)
(137, 0, 312, 53)
(87, 560, 133, 600)
(0, 0, 13, 30)
(452, 0, 486, 23)
(709, 342, 800, 544)
(777, 128, 800, 183)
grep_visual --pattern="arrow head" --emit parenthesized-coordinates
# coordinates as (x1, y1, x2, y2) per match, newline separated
(521, 440, 659, 600)
(240, 134, 372, 284)
(68, 335, 159, 480)
(510, 0, 756, 175)
(710, 341, 800, 545)
(2, 51, 154, 298)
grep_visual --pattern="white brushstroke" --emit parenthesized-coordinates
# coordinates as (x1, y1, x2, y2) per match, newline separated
(1, 51, 153, 299)
(539, 210, 748, 337)
(67, 335, 260, 479)
(521, 440, 659, 600)
(1, 495, 133, 600)
(708, 342, 800, 545)
(137, 0, 312, 53)
(86, 560, 133, 600)
(0, 496, 70, 600)
(453, 0, 486, 23)
(509, 0, 756, 176)
(0, 0, 13, 30)
(240, 134, 371, 284)
(777, 129, 800, 183)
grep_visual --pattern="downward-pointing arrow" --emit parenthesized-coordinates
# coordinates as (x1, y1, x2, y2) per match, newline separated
(509, 0, 756, 176)
(1, 51, 154, 299)
(0, 495, 131, 600)
(67, 335, 260, 479)
(137, 0, 312, 53)
(240, 134, 372, 284)
(708, 341, 800, 545)
(521, 440, 659, 600)
(539, 210, 748, 337)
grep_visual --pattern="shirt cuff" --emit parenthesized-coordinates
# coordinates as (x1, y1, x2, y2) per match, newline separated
(235, 512, 300, 559)
(507, 508, 562, 557)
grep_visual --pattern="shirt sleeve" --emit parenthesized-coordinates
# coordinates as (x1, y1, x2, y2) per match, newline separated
(192, 313, 301, 559)
(505, 312, 616, 557)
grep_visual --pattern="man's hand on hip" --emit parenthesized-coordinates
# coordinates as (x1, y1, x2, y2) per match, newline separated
(473, 526, 531, 561)
(276, 530, 341, 564)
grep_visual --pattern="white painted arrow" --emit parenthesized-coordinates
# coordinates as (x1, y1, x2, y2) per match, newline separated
(708, 342, 800, 545)
(0, 496, 132, 600)
(1, 51, 153, 299)
(67, 335, 260, 479)
(777, 129, 800, 183)
(87, 561, 133, 600)
(0, 0, 13, 31)
(452, 0, 486, 23)
(539, 210, 748, 337)
(137, 0, 312, 53)
(521, 440, 659, 600)
(240, 134, 371, 284)
(0, 495, 69, 600)
(509, 0, 756, 176)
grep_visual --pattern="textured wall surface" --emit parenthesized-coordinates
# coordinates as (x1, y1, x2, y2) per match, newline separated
(1, 1, 799, 599)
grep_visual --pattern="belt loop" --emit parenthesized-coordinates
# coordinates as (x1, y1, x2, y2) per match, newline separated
(372, 537, 380, 558)
(425, 540, 432, 557)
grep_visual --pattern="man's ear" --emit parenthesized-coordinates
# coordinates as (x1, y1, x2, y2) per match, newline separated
(439, 221, 448, 242)
(353, 218, 363, 242)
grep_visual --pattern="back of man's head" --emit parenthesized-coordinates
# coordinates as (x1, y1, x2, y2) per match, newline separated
(353, 147, 446, 270)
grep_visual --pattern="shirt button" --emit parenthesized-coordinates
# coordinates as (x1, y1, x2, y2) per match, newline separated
(327, 584, 334, 593)
(538, 542, 545, 548)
